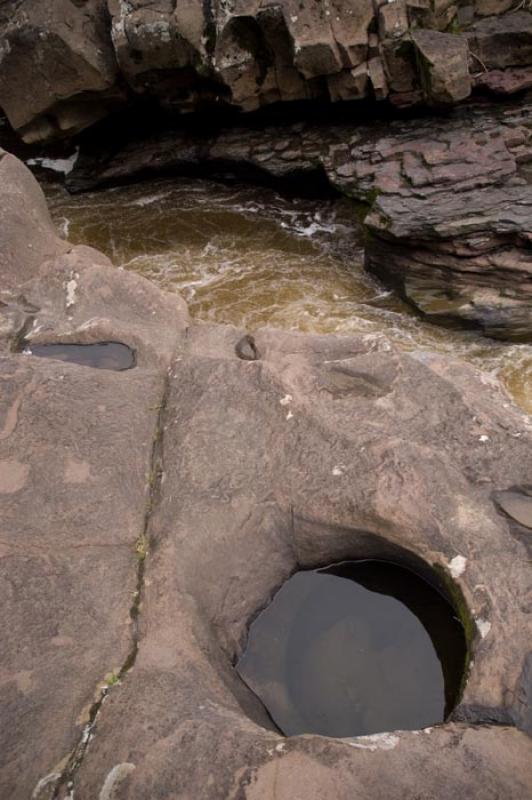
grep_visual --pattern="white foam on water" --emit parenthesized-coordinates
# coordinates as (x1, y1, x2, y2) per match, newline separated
(27, 148, 79, 175)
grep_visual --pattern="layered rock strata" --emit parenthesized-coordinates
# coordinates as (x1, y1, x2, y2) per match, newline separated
(1, 2, 532, 142)
(1, 150, 532, 799)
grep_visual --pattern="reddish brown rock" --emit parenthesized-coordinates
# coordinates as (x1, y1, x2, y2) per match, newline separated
(1, 151, 532, 800)
(0, 0, 121, 143)
(412, 29, 471, 105)
(0, 149, 67, 291)
(477, 67, 532, 96)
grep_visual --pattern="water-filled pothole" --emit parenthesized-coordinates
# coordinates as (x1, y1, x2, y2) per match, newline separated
(24, 342, 136, 371)
(236, 560, 467, 739)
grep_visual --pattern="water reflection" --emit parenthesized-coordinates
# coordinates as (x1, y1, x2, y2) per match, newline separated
(236, 561, 467, 738)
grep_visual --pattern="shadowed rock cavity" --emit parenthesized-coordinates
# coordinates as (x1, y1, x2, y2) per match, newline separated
(236, 559, 468, 738)
(494, 486, 532, 529)
(235, 335, 260, 362)
(23, 342, 136, 371)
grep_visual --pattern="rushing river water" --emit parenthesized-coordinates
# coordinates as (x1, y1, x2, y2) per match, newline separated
(43, 177, 531, 413)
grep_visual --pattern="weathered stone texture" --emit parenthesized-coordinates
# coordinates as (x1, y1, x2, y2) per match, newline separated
(1, 149, 532, 800)
(1, 2, 532, 141)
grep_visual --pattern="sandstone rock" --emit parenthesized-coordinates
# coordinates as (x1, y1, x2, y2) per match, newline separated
(0, 149, 67, 292)
(0, 152, 190, 800)
(413, 29, 471, 105)
(379, 0, 409, 40)
(474, 0, 513, 15)
(368, 56, 388, 100)
(382, 39, 420, 104)
(58, 322, 532, 798)
(328, 65, 369, 102)
(0, 0, 121, 142)
(468, 12, 532, 71)
(2, 151, 532, 799)
(1, 2, 530, 141)
(477, 67, 532, 96)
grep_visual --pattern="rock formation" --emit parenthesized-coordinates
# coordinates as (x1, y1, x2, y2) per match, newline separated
(1, 2, 532, 142)
(1, 150, 532, 799)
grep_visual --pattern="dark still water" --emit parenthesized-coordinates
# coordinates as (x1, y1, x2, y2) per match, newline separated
(24, 342, 135, 371)
(236, 561, 467, 739)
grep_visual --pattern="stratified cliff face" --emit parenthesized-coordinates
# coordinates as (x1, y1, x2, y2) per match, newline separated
(0, 1, 531, 142)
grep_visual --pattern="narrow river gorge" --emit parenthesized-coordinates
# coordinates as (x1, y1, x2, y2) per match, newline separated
(43, 176, 532, 414)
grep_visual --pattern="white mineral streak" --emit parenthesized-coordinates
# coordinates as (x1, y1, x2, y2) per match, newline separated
(476, 618, 491, 638)
(99, 763, 136, 800)
(78, 317, 105, 331)
(32, 772, 61, 799)
(347, 732, 400, 752)
(448, 555, 467, 579)
(65, 272, 79, 309)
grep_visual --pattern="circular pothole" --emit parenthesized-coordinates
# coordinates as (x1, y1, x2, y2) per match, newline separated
(236, 560, 467, 738)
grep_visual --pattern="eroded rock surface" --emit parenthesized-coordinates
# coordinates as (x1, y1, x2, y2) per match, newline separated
(1, 3, 532, 142)
(1, 153, 532, 799)
(0, 0, 121, 143)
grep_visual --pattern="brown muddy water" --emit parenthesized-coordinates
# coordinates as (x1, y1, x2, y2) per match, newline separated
(236, 561, 467, 738)
(43, 177, 532, 413)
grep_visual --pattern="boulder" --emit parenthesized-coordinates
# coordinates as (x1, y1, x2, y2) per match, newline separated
(0, 149, 67, 292)
(468, 12, 532, 71)
(412, 30, 471, 105)
(0, 152, 189, 800)
(0, 0, 121, 143)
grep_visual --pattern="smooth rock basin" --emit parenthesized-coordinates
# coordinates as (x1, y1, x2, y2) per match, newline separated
(236, 561, 467, 739)
(24, 342, 135, 371)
